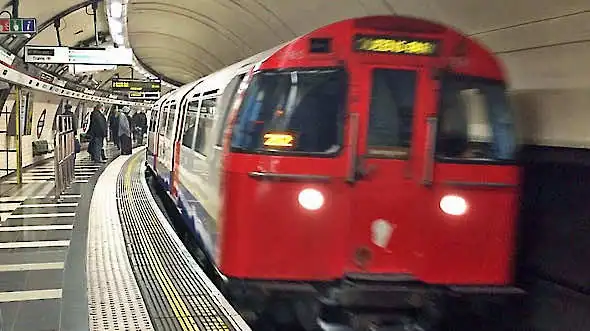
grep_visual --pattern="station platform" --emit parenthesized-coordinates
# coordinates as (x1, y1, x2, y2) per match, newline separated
(0, 146, 250, 331)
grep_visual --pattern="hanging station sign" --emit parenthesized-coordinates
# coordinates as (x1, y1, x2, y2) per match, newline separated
(0, 18, 37, 34)
(112, 78, 161, 100)
(24, 46, 133, 65)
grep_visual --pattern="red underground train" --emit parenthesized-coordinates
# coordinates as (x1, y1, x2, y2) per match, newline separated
(147, 15, 522, 330)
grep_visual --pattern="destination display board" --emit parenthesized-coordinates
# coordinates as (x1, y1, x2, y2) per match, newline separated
(112, 78, 161, 93)
(353, 35, 439, 56)
(24, 46, 133, 65)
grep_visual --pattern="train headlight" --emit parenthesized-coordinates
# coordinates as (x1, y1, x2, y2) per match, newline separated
(440, 195, 468, 216)
(298, 188, 324, 211)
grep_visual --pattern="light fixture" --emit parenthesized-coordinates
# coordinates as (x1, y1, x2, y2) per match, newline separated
(110, 21, 123, 34)
(298, 188, 325, 211)
(112, 33, 124, 45)
(110, 1, 123, 18)
(440, 195, 468, 216)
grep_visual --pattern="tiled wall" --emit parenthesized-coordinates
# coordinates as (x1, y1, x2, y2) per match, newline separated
(0, 88, 63, 178)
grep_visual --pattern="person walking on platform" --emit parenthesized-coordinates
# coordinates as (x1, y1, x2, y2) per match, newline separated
(118, 106, 133, 155)
(109, 107, 120, 149)
(88, 104, 107, 163)
(132, 110, 147, 145)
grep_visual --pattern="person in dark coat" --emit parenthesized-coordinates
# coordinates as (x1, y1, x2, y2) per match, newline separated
(132, 110, 147, 145)
(88, 104, 107, 162)
(109, 107, 119, 149)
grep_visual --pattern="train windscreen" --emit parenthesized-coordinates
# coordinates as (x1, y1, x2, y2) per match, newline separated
(230, 68, 346, 155)
(436, 74, 517, 162)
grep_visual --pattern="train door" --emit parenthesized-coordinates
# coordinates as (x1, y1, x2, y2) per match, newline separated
(147, 106, 159, 170)
(420, 72, 520, 283)
(163, 103, 178, 172)
(347, 65, 430, 276)
(156, 103, 170, 177)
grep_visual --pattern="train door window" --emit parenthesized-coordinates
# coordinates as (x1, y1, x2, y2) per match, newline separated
(216, 73, 246, 146)
(166, 104, 177, 138)
(194, 97, 217, 156)
(436, 74, 516, 162)
(182, 101, 199, 148)
(158, 107, 168, 135)
(367, 69, 417, 158)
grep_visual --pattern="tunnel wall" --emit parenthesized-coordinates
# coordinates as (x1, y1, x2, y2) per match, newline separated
(516, 147, 590, 330)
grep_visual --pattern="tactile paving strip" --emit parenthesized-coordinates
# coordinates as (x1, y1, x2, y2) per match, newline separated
(87, 156, 155, 331)
(116, 153, 250, 331)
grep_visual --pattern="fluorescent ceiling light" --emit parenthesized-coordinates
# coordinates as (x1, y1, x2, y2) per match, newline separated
(112, 33, 124, 45)
(110, 20, 123, 34)
(111, 2, 123, 18)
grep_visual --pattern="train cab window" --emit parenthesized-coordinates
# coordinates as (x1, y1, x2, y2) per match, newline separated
(230, 69, 346, 155)
(182, 101, 199, 148)
(436, 74, 516, 162)
(367, 69, 417, 158)
(166, 105, 177, 138)
(216, 73, 245, 146)
(194, 97, 217, 156)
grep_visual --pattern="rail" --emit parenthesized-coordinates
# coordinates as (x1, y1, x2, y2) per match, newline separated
(54, 114, 75, 200)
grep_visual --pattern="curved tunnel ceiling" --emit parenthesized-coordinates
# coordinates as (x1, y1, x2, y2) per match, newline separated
(0, 0, 152, 93)
(126, 0, 590, 88)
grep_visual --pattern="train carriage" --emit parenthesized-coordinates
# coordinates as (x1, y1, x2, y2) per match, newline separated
(147, 15, 521, 330)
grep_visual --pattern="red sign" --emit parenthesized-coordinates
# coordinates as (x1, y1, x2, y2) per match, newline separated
(0, 19, 9, 32)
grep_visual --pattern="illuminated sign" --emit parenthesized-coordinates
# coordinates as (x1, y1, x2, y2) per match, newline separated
(128, 91, 160, 100)
(263, 133, 295, 148)
(353, 35, 439, 56)
(112, 78, 161, 93)
(0, 18, 36, 34)
(68, 47, 132, 65)
(24, 46, 69, 63)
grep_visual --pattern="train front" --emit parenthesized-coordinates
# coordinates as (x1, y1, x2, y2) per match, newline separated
(217, 15, 522, 327)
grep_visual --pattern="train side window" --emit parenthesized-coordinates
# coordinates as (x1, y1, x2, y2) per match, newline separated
(182, 101, 199, 148)
(166, 104, 177, 138)
(436, 75, 516, 162)
(149, 111, 156, 131)
(367, 69, 417, 159)
(194, 98, 217, 156)
(158, 109, 168, 135)
(216, 73, 245, 146)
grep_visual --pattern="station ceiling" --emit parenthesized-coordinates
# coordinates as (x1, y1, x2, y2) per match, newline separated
(2, 0, 590, 90)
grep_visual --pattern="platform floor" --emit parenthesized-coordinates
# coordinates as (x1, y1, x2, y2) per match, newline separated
(0, 146, 119, 331)
(82, 149, 248, 331)
(0, 145, 249, 331)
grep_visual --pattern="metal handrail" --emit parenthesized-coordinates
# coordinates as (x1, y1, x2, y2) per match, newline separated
(54, 115, 75, 201)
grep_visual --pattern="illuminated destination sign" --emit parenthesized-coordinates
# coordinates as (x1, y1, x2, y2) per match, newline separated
(112, 78, 161, 93)
(353, 35, 439, 56)
(263, 132, 295, 148)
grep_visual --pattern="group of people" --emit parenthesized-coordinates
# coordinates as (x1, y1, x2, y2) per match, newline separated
(86, 104, 148, 163)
